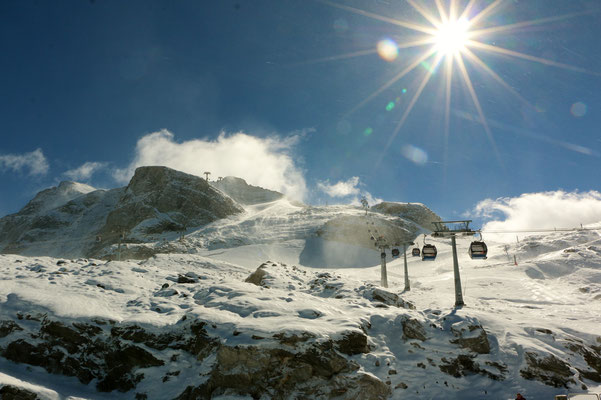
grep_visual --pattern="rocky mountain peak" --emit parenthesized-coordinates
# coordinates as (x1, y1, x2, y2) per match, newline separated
(371, 201, 442, 231)
(125, 166, 208, 196)
(212, 176, 283, 205)
(19, 181, 96, 216)
(93, 166, 244, 254)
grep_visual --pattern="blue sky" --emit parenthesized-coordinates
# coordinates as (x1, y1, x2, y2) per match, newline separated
(1, 0, 601, 227)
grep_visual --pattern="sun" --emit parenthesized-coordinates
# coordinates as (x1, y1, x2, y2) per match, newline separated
(434, 18, 470, 55)
(317, 0, 595, 167)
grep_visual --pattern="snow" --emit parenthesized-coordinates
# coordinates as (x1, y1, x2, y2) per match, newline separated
(1, 196, 601, 399)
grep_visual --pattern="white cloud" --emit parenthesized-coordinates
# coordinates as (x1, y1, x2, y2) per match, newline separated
(316, 176, 382, 206)
(473, 191, 601, 239)
(0, 148, 48, 176)
(114, 129, 307, 201)
(317, 177, 360, 198)
(64, 162, 107, 181)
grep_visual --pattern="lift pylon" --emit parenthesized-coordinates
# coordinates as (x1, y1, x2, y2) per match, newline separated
(432, 220, 477, 307)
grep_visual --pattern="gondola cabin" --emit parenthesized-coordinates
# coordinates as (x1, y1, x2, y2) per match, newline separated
(412, 247, 420, 257)
(391, 248, 400, 258)
(421, 244, 437, 261)
(469, 241, 488, 259)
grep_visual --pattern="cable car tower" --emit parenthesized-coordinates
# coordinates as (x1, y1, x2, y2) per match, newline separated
(431, 220, 476, 307)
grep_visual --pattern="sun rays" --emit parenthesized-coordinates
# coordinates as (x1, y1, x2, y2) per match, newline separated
(317, 0, 598, 166)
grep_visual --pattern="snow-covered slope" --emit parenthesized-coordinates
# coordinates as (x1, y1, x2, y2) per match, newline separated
(1, 225, 601, 399)
(109, 198, 437, 267)
(3, 167, 600, 399)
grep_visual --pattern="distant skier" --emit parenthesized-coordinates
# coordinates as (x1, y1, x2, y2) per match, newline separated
(515, 393, 526, 400)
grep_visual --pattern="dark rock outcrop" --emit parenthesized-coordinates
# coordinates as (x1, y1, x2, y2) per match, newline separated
(0, 385, 40, 400)
(520, 352, 575, 388)
(175, 341, 389, 400)
(0, 312, 387, 399)
(450, 324, 491, 354)
(0, 320, 23, 338)
(565, 340, 601, 383)
(335, 330, 370, 355)
(244, 264, 270, 287)
(367, 288, 415, 309)
(402, 317, 427, 341)
(95, 167, 243, 250)
(439, 354, 505, 381)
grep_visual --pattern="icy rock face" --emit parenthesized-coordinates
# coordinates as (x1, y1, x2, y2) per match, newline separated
(0, 312, 389, 400)
(17, 181, 96, 216)
(93, 166, 243, 250)
(0, 166, 246, 259)
(0, 182, 123, 258)
(0, 385, 39, 399)
(212, 176, 284, 205)
(371, 201, 442, 231)
(520, 352, 575, 388)
(176, 337, 389, 400)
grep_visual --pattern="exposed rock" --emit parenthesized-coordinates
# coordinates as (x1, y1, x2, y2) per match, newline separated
(177, 274, 197, 284)
(335, 330, 370, 355)
(0, 183, 122, 258)
(244, 265, 269, 287)
(520, 351, 575, 388)
(402, 318, 427, 341)
(212, 176, 284, 205)
(94, 167, 243, 255)
(371, 201, 442, 229)
(0, 320, 23, 338)
(97, 345, 164, 392)
(439, 354, 505, 381)
(111, 321, 214, 357)
(0, 317, 219, 393)
(369, 288, 415, 309)
(175, 340, 389, 400)
(273, 331, 316, 346)
(0, 385, 40, 400)
(450, 325, 491, 354)
(40, 320, 89, 353)
(565, 341, 601, 382)
(440, 354, 480, 378)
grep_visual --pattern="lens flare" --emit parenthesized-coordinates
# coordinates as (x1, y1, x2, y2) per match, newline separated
(333, 18, 349, 33)
(570, 102, 587, 117)
(377, 39, 399, 62)
(386, 101, 395, 111)
(401, 144, 428, 165)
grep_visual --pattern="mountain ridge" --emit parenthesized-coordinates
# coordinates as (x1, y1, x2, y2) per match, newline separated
(0, 166, 442, 262)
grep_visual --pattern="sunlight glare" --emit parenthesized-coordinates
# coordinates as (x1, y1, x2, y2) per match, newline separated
(434, 18, 470, 55)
